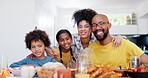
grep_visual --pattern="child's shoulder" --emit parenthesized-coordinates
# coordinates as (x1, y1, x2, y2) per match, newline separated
(46, 56, 55, 58)
(26, 57, 36, 60)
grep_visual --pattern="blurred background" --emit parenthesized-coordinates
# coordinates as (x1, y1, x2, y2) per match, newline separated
(0, 0, 148, 66)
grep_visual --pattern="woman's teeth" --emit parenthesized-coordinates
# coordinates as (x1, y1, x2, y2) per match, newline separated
(81, 32, 86, 35)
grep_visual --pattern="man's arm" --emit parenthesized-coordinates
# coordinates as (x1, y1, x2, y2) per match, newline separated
(140, 53, 148, 64)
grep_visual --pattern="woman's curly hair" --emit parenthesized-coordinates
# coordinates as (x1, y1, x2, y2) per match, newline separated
(25, 29, 51, 49)
(72, 8, 98, 27)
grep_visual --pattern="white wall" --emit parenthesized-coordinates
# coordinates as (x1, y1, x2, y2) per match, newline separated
(54, 8, 78, 45)
(55, 8, 136, 36)
(0, 0, 36, 66)
(136, 0, 148, 34)
(35, 0, 56, 46)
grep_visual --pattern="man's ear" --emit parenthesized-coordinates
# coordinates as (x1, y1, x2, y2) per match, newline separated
(108, 23, 112, 29)
(91, 27, 95, 32)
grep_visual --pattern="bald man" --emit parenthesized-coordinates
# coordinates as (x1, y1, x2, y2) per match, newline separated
(88, 14, 148, 69)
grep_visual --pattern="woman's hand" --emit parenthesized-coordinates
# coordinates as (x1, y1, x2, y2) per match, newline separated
(45, 47, 58, 58)
(112, 35, 124, 49)
(27, 53, 34, 59)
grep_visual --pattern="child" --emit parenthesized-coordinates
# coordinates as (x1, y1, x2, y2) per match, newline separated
(10, 29, 57, 68)
(53, 29, 75, 66)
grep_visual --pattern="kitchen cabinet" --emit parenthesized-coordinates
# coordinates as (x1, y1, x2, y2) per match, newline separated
(110, 25, 138, 35)
(109, 0, 148, 35)
(137, 17, 148, 34)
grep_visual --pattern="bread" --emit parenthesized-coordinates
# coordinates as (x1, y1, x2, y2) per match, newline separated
(85, 65, 122, 78)
(19, 64, 41, 69)
(37, 62, 66, 78)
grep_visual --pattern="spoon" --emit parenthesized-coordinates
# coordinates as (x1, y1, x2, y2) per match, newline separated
(119, 65, 122, 69)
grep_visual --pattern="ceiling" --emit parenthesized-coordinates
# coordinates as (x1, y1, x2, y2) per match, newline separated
(51, 0, 146, 9)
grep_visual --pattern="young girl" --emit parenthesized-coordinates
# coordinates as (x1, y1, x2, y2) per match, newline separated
(10, 29, 57, 68)
(53, 29, 75, 66)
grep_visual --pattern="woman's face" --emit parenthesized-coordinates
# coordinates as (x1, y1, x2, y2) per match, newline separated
(30, 40, 46, 58)
(58, 33, 72, 50)
(77, 20, 91, 38)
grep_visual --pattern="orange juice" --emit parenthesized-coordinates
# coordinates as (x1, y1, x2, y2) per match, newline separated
(70, 68, 77, 75)
(75, 73, 90, 78)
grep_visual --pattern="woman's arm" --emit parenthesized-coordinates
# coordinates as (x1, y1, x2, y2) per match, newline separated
(112, 35, 126, 49)
(27, 53, 34, 59)
(45, 47, 58, 58)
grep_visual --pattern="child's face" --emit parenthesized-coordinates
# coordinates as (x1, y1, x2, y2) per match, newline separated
(30, 40, 46, 58)
(58, 33, 72, 50)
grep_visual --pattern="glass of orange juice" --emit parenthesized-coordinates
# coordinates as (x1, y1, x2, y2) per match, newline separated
(75, 73, 90, 78)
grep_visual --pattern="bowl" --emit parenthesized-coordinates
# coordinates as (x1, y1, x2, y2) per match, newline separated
(126, 72, 148, 78)
(113, 69, 128, 77)
(11, 70, 21, 77)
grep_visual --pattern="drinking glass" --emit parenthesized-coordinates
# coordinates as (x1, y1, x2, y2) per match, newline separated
(67, 59, 77, 75)
(77, 48, 93, 74)
(75, 73, 90, 78)
(0, 55, 8, 68)
(129, 56, 140, 69)
(58, 69, 71, 78)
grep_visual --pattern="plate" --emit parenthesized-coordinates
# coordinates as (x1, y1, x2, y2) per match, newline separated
(113, 69, 128, 77)
(126, 71, 148, 78)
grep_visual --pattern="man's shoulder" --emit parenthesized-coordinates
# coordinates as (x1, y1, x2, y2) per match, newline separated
(121, 39, 139, 49)
(122, 39, 135, 45)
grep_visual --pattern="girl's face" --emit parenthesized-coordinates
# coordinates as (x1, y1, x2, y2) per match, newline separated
(78, 20, 92, 38)
(58, 33, 72, 50)
(30, 40, 46, 59)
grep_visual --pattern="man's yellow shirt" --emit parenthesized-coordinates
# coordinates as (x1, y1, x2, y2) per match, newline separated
(88, 39, 144, 69)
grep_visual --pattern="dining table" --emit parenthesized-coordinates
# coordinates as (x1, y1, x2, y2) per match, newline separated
(4, 76, 131, 78)
(0, 74, 133, 78)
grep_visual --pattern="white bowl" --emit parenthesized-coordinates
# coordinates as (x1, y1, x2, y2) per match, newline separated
(11, 70, 21, 77)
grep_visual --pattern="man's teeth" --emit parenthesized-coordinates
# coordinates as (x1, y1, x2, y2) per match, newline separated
(97, 31, 103, 35)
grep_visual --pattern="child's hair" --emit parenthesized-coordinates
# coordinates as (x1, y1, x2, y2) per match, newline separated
(56, 29, 72, 42)
(25, 29, 51, 49)
(72, 8, 98, 26)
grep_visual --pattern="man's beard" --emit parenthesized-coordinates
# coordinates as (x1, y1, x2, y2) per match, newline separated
(94, 29, 109, 41)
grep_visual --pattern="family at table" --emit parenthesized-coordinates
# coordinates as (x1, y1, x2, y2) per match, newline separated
(9, 8, 148, 70)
